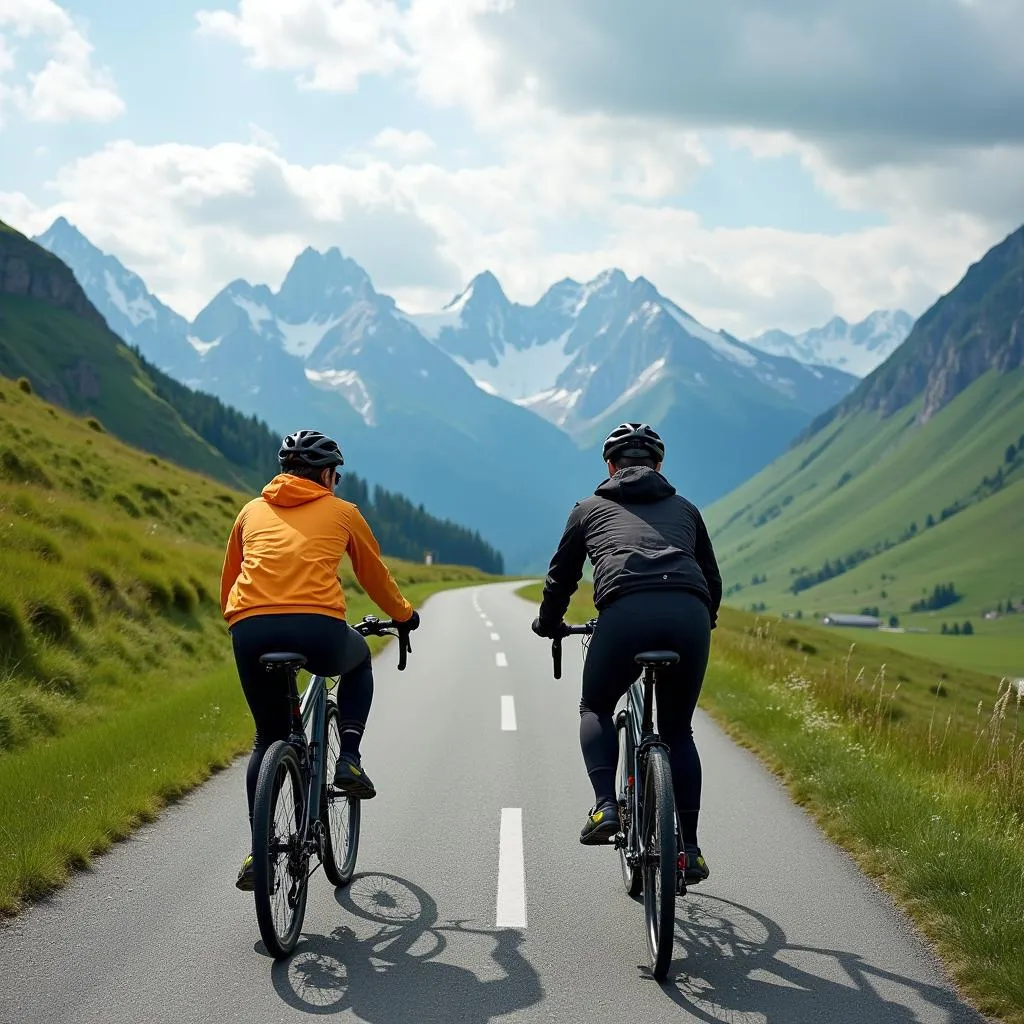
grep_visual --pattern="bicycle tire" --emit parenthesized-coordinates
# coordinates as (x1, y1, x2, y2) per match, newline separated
(615, 710, 642, 897)
(641, 745, 677, 981)
(252, 740, 309, 958)
(321, 703, 361, 887)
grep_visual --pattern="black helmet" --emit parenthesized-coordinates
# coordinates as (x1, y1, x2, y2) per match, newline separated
(602, 422, 665, 463)
(278, 429, 344, 468)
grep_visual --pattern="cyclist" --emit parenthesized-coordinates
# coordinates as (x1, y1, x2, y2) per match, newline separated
(220, 429, 420, 891)
(531, 422, 722, 884)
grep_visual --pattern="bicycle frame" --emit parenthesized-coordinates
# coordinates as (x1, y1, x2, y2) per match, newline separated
(617, 667, 671, 848)
(282, 671, 333, 864)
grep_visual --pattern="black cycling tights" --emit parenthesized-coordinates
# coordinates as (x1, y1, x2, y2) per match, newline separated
(230, 613, 373, 826)
(579, 590, 711, 848)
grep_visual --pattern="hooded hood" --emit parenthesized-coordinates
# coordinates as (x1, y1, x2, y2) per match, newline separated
(594, 466, 676, 504)
(261, 473, 332, 508)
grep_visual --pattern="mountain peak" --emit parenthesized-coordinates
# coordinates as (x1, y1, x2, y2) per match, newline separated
(591, 268, 628, 289)
(276, 244, 373, 319)
(444, 270, 509, 313)
(37, 216, 103, 257)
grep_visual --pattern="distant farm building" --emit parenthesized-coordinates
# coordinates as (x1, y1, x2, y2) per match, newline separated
(821, 613, 883, 629)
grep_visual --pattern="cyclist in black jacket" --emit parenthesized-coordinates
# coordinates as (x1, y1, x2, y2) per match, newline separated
(532, 422, 722, 884)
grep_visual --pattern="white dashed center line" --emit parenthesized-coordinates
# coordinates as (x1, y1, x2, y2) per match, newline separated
(495, 652, 508, 668)
(496, 808, 526, 928)
(484, 620, 493, 628)
(501, 695, 517, 731)
(490, 632, 501, 641)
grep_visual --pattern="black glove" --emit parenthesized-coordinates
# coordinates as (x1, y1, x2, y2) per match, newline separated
(399, 609, 420, 631)
(531, 616, 562, 639)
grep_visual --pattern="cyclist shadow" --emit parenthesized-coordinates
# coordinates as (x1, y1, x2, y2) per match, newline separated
(665, 894, 987, 1023)
(269, 872, 542, 1023)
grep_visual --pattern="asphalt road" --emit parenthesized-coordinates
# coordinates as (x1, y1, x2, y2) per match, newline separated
(0, 582, 990, 1023)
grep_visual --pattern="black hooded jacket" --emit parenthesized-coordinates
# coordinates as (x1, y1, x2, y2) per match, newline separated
(538, 467, 723, 628)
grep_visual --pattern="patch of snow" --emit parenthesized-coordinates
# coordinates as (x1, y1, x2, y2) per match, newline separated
(453, 330, 575, 400)
(473, 379, 499, 395)
(233, 295, 275, 334)
(572, 270, 622, 315)
(517, 387, 582, 427)
(278, 316, 344, 358)
(188, 334, 220, 355)
(104, 270, 156, 327)
(661, 301, 759, 367)
(304, 368, 375, 425)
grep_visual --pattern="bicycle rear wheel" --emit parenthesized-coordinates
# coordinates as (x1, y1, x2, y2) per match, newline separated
(641, 745, 677, 981)
(252, 740, 309, 958)
(322, 703, 361, 887)
(615, 710, 642, 897)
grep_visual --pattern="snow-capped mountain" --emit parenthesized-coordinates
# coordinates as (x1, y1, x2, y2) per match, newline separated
(403, 268, 859, 504)
(34, 218, 200, 379)
(747, 310, 914, 377)
(408, 269, 857, 433)
(32, 216, 865, 565)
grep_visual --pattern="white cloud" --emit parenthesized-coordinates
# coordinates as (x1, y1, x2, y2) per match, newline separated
(0, 0, 124, 124)
(5, 0, 1019, 337)
(370, 127, 435, 159)
(193, 0, 1024, 234)
(196, 0, 410, 91)
(1, 134, 1006, 338)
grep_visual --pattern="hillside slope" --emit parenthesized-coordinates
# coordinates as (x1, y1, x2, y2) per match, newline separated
(0, 377, 497, 910)
(705, 224, 1024, 626)
(1, 221, 259, 490)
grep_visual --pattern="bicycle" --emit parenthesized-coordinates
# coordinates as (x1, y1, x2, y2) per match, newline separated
(552, 620, 684, 982)
(249, 615, 414, 959)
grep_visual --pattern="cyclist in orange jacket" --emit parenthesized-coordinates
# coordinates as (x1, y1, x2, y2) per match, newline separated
(220, 429, 419, 890)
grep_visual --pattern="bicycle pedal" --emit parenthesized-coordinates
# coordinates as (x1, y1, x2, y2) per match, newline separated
(611, 831, 627, 848)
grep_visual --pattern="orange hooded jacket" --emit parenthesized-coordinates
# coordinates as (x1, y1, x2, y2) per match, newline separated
(219, 474, 414, 627)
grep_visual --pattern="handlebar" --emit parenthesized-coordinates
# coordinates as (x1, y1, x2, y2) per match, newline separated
(355, 615, 414, 671)
(550, 620, 596, 680)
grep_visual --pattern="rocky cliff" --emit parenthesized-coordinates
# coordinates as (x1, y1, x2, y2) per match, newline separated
(0, 222, 106, 327)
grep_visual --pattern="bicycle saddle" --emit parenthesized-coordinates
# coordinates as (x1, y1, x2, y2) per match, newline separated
(634, 650, 680, 667)
(260, 652, 307, 672)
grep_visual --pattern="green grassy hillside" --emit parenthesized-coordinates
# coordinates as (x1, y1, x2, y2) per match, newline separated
(0, 293, 262, 490)
(0, 378, 497, 912)
(705, 368, 1023, 612)
(702, 225, 1024, 670)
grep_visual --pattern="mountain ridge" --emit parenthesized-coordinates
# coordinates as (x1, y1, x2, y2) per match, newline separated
(801, 224, 1024, 443)
(34, 217, 868, 567)
(704, 222, 1024, 624)
(0, 219, 505, 572)
(747, 310, 913, 377)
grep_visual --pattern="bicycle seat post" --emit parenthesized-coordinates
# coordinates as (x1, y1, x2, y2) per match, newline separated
(641, 666, 657, 739)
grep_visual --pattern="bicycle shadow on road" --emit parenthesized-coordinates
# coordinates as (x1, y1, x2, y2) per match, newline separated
(269, 872, 542, 1023)
(664, 893, 988, 1023)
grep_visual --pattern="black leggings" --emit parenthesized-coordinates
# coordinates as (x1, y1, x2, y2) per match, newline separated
(230, 613, 373, 827)
(579, 590, 711, 847)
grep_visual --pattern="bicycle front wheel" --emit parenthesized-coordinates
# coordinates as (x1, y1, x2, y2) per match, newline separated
(641, 745, 677, 981)
(322, 703, 361, 887)
(252, 740, 309, 958)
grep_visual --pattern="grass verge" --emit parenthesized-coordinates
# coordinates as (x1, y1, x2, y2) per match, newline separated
(516, 582, 1024, 1023)
(0, 379, 500, 914)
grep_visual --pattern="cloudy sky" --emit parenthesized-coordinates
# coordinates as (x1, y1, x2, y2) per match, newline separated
(2, 0, 1022, 336)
